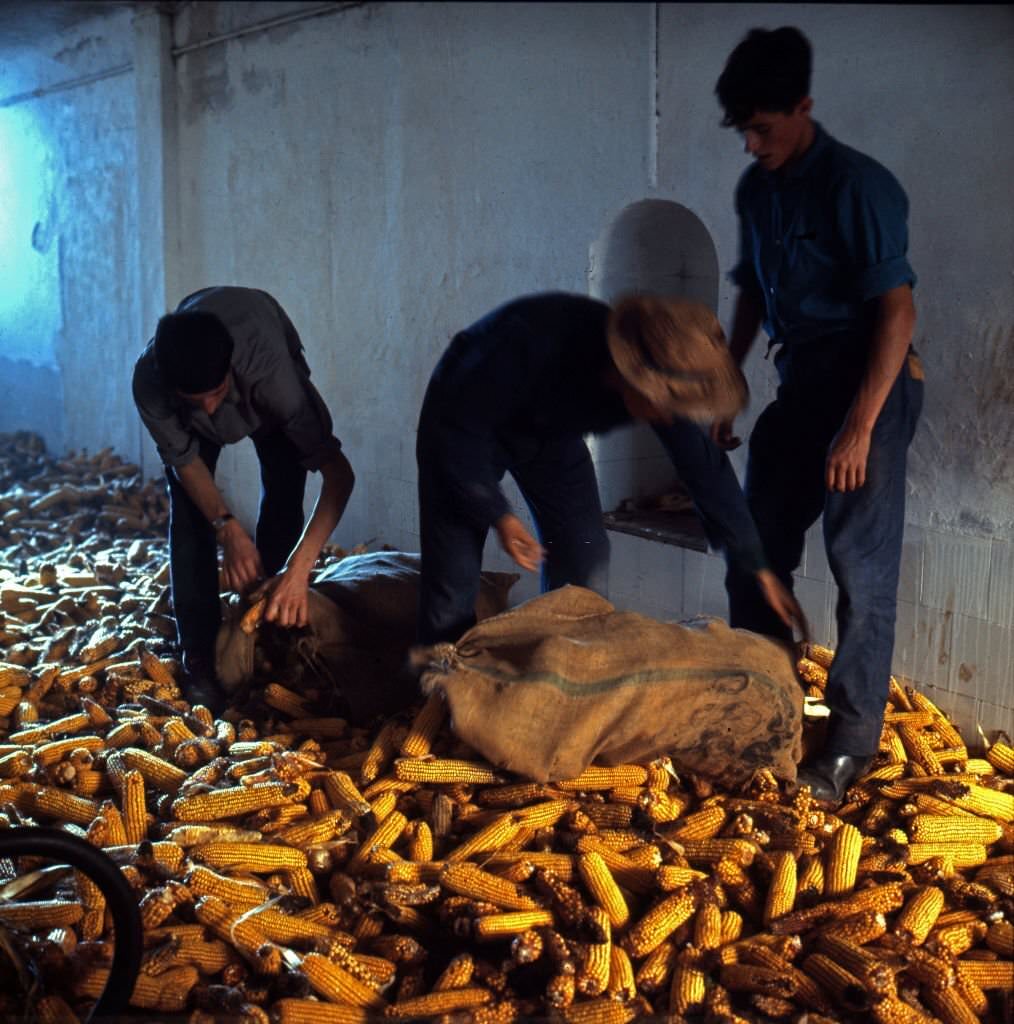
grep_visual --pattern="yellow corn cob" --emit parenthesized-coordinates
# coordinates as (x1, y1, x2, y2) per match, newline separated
(513, 799, 575, 829)
(191, 841, 308, 871)
(985, 740, 1014, 774)
(367, 790, 398, 823)
(0, 899, 83, 929)
(399, 691, 447, 758)
(473, 910, 555, 939)
(299, 952, 389, 1009)
(404, 820, 434, 862)
(274, 809, 350, 848)
(949, 783, 1014, 822)
(394, 757, 502, 785)
(907, 814, 1003, 845)
(870, 995, 938, 1024)
(693, 900, 723, 950)
(193, 894, 272, 964)
(929, 920, 987, 957)
(656, 865, 707, 891)
(906, 842, 987, 868)
(763, 850, 797, 924)
(440, 863, 540, 910)
(119, 747, 188, 793)
(985, 919, 1014, 957)
(624, 890, 696, 958)
(719, 910, 744, 945)
(922, 987, 980, 1024)
(118, 767, 148, 844)
(433, 952, 474, 991)
(446, 812, 521, 862)
(582, 802, 634, 830)
(669, 961, 707, 1016)
(577, 907, 612, 996)
(262, 682, 312, 717)
(26, 784, 100, 826)
(173, 933, 237, 975)
(172, 781, 296, 822)
(357, 721, 401, 785)
(346, 810, 408, 872)
(824, 822, 862, 898)
(800, 954, 868, 1010)
(288, 866, 320, 903)
(634, 940, 675, 993)
(484, 852, 576, 880)
(386, 988, 491, 1018)
(271, 1000, 368, 1024)
(578, 851, 630, 930)
(661, 804, 727, 841)
(681, 838, 758, 866)
(797, 658, 828, 687)
(573, 839, 655, 896)
(819, 909, 887, 946)
(956, 958, 1014, 990)
(554, 765, 648, 791)
(561, 999, 634, 1024)
(911, 793, 980, 818)
(32, 735, 106, 767)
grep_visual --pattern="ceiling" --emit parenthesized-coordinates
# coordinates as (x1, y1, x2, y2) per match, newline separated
(0, 1, 176, 45)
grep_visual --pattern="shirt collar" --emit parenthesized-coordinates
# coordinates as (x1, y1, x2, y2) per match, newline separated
(760, 120, 832, 184)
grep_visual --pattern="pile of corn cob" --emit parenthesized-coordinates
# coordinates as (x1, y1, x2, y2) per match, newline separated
(0, 433, 1011, 1024)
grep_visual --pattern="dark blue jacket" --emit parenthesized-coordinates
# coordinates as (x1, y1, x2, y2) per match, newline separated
(418, 292, 768, 574)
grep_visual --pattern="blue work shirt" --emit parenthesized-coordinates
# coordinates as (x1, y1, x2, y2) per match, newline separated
(418, 292, 769, 574)
(730, 122, 916, 346)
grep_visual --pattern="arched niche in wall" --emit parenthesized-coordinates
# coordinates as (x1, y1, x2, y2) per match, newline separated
(588, 199, 719, 545)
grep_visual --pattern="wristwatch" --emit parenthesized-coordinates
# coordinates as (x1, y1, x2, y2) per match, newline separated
(211, 512, 235, 532)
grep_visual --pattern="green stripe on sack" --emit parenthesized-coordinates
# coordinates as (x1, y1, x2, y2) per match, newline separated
(466, 664, 785, 698)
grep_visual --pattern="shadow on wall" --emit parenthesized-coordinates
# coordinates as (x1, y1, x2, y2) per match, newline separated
(587, 200, 719, 512)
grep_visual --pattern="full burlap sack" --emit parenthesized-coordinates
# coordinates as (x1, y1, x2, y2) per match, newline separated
(216, 551, 518, 723)
(419, 586, 803, 784)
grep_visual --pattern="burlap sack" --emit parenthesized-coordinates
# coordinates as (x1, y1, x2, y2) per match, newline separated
(215, 551, 518, 723)
(419, 585, 803, 784)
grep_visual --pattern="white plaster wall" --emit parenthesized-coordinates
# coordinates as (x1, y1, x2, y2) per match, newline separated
(0, 7, 139, 458)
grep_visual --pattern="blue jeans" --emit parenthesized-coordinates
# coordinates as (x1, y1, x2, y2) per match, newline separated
(166, 431, 307, 660)
(417, 434, 610, 644)
(726, 337, 924, 757)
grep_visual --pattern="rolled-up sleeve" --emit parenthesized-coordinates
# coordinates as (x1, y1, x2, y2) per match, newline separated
(131, 354, 199, 469)
(837, 168, 916, 302)
(252, 353, 342, 472)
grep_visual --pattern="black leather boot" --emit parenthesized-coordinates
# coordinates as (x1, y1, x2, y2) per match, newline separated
(796, 752, 873, 805)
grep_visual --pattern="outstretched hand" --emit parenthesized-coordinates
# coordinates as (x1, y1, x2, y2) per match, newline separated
(249, 570, 311, 629)
(495, 513, 545, 573)
(756, 568, 810, 643)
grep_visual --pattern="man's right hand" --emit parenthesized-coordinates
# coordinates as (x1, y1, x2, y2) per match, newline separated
(220, 520, 266, 594)
(495, 513, 545, 572)
(710, 418, 742, 451)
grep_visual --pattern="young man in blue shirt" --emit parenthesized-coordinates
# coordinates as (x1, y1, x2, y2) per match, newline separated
(416, 292, 807, 646)
(714, 28, 924, 803)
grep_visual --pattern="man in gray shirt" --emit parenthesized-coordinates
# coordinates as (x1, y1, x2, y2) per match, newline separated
(133, 286, 355, 710)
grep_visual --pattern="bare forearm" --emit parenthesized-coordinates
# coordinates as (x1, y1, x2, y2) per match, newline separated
(174, 459, 230, 524)
(847, 285, 916, 432)
(282, 452, 355, 578)
(727, 287, 765, 366)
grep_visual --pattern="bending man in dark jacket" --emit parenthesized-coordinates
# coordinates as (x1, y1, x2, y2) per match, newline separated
(133, 286, 355, 709)
(416, 291, 805, 645)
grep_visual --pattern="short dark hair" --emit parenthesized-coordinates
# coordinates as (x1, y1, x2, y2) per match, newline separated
(715, 27, 812, 128)
(153, 311, 234, 393)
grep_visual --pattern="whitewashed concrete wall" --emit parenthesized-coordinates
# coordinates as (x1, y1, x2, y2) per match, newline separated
(0, 2, 1010, 736)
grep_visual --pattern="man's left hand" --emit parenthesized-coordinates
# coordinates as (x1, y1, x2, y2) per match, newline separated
(826, 421, 872, 493)
(250, 571, 311, 628)
(756, 569, 810, 643)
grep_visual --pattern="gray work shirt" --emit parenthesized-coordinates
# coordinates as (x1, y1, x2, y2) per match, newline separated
(132, 286, 342, 472)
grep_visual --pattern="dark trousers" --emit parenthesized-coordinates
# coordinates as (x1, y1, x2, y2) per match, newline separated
(167, 431, 307, 660)
(726, 338, 924, 757)
(417, 435, 610, 644)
